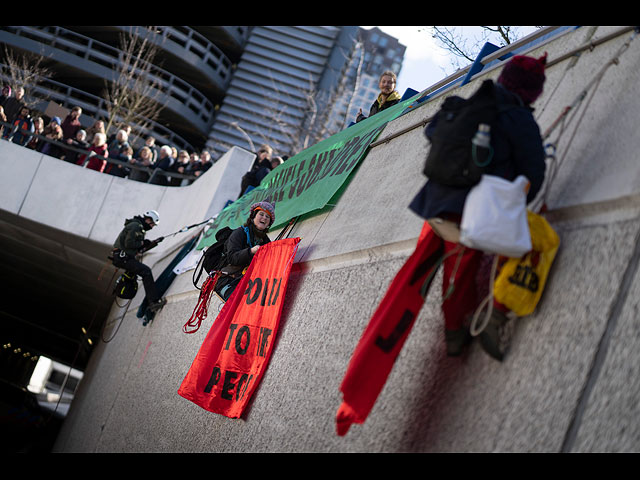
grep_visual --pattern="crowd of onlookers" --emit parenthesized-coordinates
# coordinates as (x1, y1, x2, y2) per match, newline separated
(1, 83, 289, 191)
(0, 84, 217, 186)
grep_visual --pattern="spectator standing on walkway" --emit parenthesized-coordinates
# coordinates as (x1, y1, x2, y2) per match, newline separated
(26, 116, 45, 151)
(182, 152, 202, 185)
(0, 85, 10, 109)
(2, 86, 26, 139)
(169, 150, 190, 186)
(238, 144, 273, 198)
(61, 106, 83, 140)
(9, 106, 34, 146)
(0, 105, 7, 137)
(109, 145, 133, 178)
(80, 132, 109, 172)
(129, 145, 154, 182)
(198, 150, 213, 175)
(39, 117, 64, 158)
(85, 120, 105, 143)
(150, 145, 174, 185)
(3, 86, 26, 126)
(137, 135, 158, 164)
(62, 129, 89, 164)
(105, 129, 130, 175)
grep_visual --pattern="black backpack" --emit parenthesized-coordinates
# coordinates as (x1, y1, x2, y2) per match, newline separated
(114, 271, 138, 299)
(423, 79, 499, 187)
(192, 226, 233, 289)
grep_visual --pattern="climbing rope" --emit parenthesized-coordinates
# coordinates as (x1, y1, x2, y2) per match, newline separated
(469, 255, 499, 337)
(467, 28, 639, 334)
(183, 271, 221, 334)
(533, 27, 638, 212)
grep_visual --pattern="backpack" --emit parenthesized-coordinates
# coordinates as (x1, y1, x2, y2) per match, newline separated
(423, 79, 499, 187)
(114, 271, 138, 299)
(192, 226, 233, 289)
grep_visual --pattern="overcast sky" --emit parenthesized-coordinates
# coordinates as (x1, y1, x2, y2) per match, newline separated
(360, 26, 539, 95)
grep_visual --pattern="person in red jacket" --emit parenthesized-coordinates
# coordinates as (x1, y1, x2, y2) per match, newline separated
(78, 132, 109, 172)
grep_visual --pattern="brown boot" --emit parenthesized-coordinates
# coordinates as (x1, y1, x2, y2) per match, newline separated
(445, 327, 471, 356)
(479, 309, 512, 361)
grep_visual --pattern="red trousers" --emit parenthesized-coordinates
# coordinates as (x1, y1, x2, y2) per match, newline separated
(336, 221, 485, 435)
(418, 222, 483, 331)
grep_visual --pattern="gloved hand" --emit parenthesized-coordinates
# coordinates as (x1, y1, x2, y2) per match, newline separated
(139, 236, 164, 253)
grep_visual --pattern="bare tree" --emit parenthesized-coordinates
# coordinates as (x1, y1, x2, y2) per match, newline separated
(218, 37, 362, 158)
(257, 38, 364, 155)
(0, 45, 53, 108)
(102, 26, 168, 141)
(341, 41, 365, 130)
(426, 26, 542, 70)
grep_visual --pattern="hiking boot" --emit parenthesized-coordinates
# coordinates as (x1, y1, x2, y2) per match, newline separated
(148, 297, 167, 313)
(445, 327, 471, 357)
(479, 309, 512, 361)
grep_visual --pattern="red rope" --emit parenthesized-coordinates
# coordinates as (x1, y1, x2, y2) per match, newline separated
(183, 272, 220, 334)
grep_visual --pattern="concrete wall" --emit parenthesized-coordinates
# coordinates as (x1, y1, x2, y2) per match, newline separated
(0, 142, 254, 256)
(50, 26, 640, 452)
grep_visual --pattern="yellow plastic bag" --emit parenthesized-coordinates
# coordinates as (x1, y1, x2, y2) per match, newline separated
(493, 211, 560, 317)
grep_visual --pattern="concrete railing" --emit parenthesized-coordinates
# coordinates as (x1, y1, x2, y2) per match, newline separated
(0, 140, 254, 250)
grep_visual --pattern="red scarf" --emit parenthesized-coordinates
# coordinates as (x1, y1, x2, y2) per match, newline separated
(336, 222, 441, 435)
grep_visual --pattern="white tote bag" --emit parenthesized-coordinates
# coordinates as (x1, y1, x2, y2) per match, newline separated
(459, 174, 532, 258)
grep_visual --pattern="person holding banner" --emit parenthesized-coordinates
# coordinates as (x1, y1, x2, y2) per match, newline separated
(214, 202, 275, 301)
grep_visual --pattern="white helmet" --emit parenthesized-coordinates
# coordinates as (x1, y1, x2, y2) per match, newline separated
(143, 210, 160, 225)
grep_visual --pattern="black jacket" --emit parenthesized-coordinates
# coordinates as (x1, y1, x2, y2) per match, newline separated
(221, 226, 271, 277)
(113, 217, 147, 256)
(356, 91, 401, 123)
(409, 83, 546, 220)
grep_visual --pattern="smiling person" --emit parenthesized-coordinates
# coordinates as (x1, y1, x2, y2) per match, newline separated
(214, 202, 275, 301)
(356, 70, 401, 123)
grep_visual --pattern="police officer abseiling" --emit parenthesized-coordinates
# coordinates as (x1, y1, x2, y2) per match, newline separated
(112, 210, 166, 312)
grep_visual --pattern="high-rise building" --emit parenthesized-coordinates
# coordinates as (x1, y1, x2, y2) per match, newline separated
(205, 26, 359, 160)
(325, 27, 407, 133)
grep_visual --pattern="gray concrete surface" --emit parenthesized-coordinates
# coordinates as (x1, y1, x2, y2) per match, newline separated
(10, 26, 640, 452)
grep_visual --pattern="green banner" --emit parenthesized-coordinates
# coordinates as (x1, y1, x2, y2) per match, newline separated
(198, 96, 416, 249)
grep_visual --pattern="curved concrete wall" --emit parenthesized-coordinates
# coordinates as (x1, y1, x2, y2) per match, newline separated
(51, 27, 640, 452)
(0, 142, 254, 255)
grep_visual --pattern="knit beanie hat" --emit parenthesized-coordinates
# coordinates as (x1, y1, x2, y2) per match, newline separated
(250, 201, 275, 226)
(498, 53, 548, 105)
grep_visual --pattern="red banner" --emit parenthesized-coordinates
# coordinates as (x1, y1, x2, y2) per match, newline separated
(178, 237, 300, 418)
(336, 222, 441, 435)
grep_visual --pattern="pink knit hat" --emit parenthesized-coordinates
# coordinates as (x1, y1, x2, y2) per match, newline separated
(498, 52, 548, 104)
